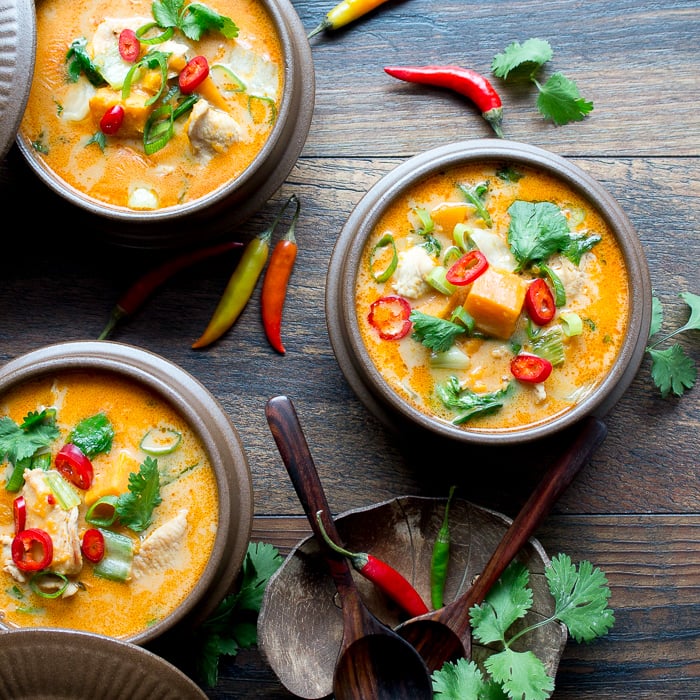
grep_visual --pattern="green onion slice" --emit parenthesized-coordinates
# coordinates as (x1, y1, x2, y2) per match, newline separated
(94, 529, 134, 582)
(425, 266, 457, 296)
(560, 312, 583, 337)
(369, 233, 398, 283)
(44, 470, 81, 510)
(539, 263, 567, 307)
(140, 427, 182, 456)
(452, 223, 473, 252)
(30, 572, 70, 599)
(6, 457, 31, 493)
(247, 95, 277, 124)
(442, 245, 462, 267)
(135, 23, 175, 45)
(450, 305, 475, 334)
(85, 495, 119, 527)
(211, 64, 246, 92)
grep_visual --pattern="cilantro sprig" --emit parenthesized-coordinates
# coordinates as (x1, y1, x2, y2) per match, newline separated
(152, 0, 238, 41)
(193, 542, 283, 686)
(646, 292, 699, 397)
(0, 409, 59, 467)
(115, 456, 162, 532)
(491, 38, 594, 126)
(432, 554, 614, 700)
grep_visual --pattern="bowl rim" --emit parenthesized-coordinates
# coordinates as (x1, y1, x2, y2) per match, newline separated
(326, 139, 653, 445)
(14, 0, 315, 244)
(0, 340, 253, 645)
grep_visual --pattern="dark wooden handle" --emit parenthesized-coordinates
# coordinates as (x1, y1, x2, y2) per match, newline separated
(443, 415, 608, 632)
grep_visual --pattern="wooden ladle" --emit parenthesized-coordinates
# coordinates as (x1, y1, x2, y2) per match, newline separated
(265, 395, 433, 699)
(396, 415, 608, 672)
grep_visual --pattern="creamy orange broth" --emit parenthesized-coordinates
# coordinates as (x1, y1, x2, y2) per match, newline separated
(355, 163, 629, 432)
(0, 371, 218, 638)
(21, 0, 283, 210)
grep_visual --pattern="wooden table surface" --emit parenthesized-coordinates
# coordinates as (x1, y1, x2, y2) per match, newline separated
(2, 0, 699, 697)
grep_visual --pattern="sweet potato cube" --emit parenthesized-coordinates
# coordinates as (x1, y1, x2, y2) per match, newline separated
(463, 267, 527, 339)
(430, 203, 469, 233)
(89, 88, 151, 138)
(85, 450, 139, 505)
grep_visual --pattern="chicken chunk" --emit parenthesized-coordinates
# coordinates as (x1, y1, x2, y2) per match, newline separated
(187, 100, 241, 158)
(131, 509, 188, 580)
(392, 245, 435, 299)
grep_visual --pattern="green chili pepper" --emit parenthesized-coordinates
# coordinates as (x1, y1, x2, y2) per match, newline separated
(192, 196, 296, 349)
(430, 485, 456, 609)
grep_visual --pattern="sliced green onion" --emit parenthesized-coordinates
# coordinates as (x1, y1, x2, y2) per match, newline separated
(425, 266, 457, 296)
(539, 263, 566, 307)
(442, 245, 462, 266)
(144, 103, 174, 155)
(369, 233, 398, 283)
(531, 327, 565, 366)
(247, 95, 277, 125)
(86, 495, 119, 527)
(135, 23, 174, 45)
(430, 346, 471, 370)
(44, 470, 81, 509)
(32, 450, 52, 470)
(452, 223, 473, 252)
(94, 529, 134, 582)
(6, 457, 31, 493)
(566, 204, 586, 227)
(560, 312, 583, 337)
(450, 306, 475, 334)
(413, 207, 434, 234)
(29, 572, 70, 599)
(140, 427, 182, 456)
(211, 64, 246, 92)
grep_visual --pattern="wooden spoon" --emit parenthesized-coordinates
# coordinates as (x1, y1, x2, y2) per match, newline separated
(396, 415, 608, 672)
(265, 395, 433, 699)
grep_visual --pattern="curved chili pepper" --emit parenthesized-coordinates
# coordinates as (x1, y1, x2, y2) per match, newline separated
(430, 485, 456, 610)
(384, 65, 505, 138)
(445, 250, 489, 286)
(316, 511, 429, 618)
(261, 195, 301, 354)
(367, 295, 412, 340)
(308, 0, 392, 39)
(525, 278, 556, 325)
(98, 240, 244, 341)
(511, 353, 553, 383)
(192, 196, 296, 349)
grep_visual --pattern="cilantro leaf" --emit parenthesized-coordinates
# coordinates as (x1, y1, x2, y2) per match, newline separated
(410, 311, 466, 352)
(458, 182, 493, 227)
(648, 345, 697, 398)
(507, 201, 572, 268)
(181, 3, 239, 41)
(646, 292, 699, 397)
(152, 0, 183, 27)
(484, 648, 554, 700)
(194, 542, 283, 686)
(491, 38, 553, 80)
(115, 456, 162, 532)
(535, 72, 594, 125)
(546, 553, 615, 642)
(431, 657, 507, 699)
(436, 376, 511, 424)
(470, 561, 532, 646)
(69, 413, 114, 458)
(0, 409, 60, 465)
(66, 37, 107, 86)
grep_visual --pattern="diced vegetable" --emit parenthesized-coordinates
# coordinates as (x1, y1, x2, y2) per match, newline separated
(430, 202, 469, 232)
(44, 470, 81, 510)
(140, 427, 182, 456)
(430, 347, 471, 370)
(94, 529, 134, 581)
(85, 495, 119, 527)
(85, 450, 138, 505)
(463, 267, 527, 339)
(29, 571, 70, 599)
(560, 312, 583, 336)
(531, 327, 565, 366)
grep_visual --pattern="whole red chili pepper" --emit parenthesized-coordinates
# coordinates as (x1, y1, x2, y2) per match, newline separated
(316, 510, 429, 618)
(384, 65, 505, 138)
(98, 240, 244, 341)
(261, 195, 301, 354)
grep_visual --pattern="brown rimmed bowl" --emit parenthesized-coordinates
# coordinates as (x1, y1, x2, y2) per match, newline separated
(14, 0, 314, 249)
(326, 139, 652, 446)
(0, 340, 253, 645)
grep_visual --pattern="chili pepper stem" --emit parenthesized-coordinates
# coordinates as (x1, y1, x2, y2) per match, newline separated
(307, 19, 330, 39)
(98, 307, 127, 341)
(315, 510, 369, 569)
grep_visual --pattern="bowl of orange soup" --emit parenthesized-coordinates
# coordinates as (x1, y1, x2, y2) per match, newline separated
(326, 140, 652, 445)
(15, 0, 314, 248)
(0, 341, 253, 644)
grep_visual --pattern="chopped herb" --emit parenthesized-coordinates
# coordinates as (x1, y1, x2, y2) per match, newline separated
(69, 413, 114, 458)
(410, 310, 466, 352)
(152, 0, 238, 42)
(436, 376, 511, 424)
(0, 409, 59, 468)
(66, 37, 107, 87)
(86, 132, 106, 151)
(492, 38, 593, 126)
(496, 165, 523, 182)
(457, 181, 492, 227)
(646, 292, 699, 397)
(115, 456, 162, 532)
(413, 207, 441, 256)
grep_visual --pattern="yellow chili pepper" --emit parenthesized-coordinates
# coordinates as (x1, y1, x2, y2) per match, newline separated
(192, 196, 296, 349)
(308, 0, 393, 39)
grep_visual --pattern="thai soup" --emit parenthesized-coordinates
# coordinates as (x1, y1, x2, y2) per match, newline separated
(0, 371, 218, 638)
(355, 162, 629, 432)
(20, 0, 283, 211)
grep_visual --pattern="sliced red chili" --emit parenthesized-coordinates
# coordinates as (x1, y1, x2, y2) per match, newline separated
(368, 295, 412, 340)
(511, 354, 553, 383)
(54, 443, 94, 490)
(179, 55, 209, 94)
(445, 250, 488, 286)
(13, 496, 26, 534)
(81, 528, 106, 563)
(525, 278, 556, 325)
(11, 528, 53, 572)
(118, 28, 140, 62)
(100, 105, 125, 135)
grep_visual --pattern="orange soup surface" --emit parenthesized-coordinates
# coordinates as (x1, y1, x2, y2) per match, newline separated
(355, 162, 630, 432)
(0, 371, 218, 638)
(21, 0, 283, 210)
